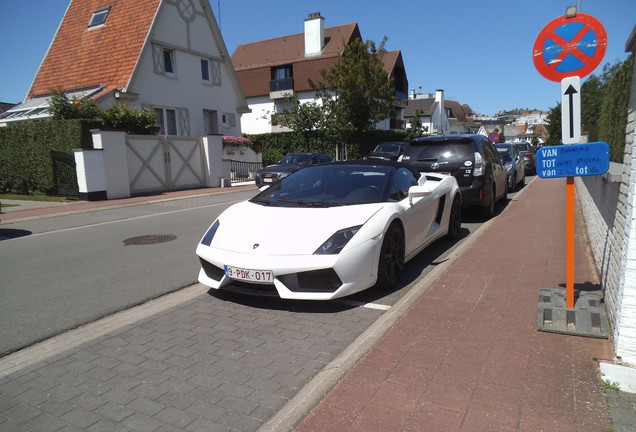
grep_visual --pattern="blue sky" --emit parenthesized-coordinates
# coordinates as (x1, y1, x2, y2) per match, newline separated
(1, 0, 633, 116)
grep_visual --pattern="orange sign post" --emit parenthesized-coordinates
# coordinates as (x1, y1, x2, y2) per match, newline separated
(566, 177, 575, 308)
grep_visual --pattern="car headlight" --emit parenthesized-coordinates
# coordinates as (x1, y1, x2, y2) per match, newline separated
(279, 172, 291, 179)
(504, 162, 514, 173)
(314, 226, 362, 255)
(200, 220, 220, 246)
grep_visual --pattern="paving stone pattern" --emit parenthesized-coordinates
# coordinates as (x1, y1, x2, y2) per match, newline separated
(0, 293, 381, 431)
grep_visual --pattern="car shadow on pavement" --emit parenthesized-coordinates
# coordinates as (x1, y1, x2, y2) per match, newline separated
(207, 289, 360, 313)
(0, 228, 32, 240)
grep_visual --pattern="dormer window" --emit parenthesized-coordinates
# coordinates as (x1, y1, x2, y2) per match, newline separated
(88, 7, 110, 28)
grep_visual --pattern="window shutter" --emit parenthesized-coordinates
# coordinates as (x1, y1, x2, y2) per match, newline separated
(211, 60, 222, 86)
(152, 45, 164, 74)
(179, 108, 190, 137)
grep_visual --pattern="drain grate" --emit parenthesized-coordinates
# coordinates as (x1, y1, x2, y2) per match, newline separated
(123, 234, 177, 246)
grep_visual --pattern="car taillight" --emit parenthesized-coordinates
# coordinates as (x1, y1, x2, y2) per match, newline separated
(523, 154, 532, 159)
(473, 152, 484, 176)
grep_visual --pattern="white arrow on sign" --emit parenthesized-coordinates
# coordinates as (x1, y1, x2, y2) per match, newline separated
(561, 76, 581, 144)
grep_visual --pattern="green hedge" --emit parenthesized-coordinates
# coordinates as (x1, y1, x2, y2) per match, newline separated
(0, 119, 100, 195)
(246, 129, 413, 165)
(599, 54, 634, 162)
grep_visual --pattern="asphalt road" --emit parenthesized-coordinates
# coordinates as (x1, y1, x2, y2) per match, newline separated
(0, 190, 256, 355)
(0, 181, 528, 357)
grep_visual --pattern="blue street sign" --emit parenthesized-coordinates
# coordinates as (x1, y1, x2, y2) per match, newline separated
(536, 142, 609, 178)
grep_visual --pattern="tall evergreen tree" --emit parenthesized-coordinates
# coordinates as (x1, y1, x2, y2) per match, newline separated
(310, 37, 401, 157)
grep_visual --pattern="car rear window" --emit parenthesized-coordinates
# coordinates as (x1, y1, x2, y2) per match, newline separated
(409, 139, 474, 162)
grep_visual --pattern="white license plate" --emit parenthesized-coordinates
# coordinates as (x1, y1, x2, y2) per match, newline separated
(224, 265, 273, 283)
(263, 178, 273, 183)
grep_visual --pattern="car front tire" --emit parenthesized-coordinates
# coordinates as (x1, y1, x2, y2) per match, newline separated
(447, 195, 462, 239)
(376, 223, 405, 289)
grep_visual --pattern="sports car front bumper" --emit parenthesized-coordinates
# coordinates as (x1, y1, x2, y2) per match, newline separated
(196, 238, 381, 300)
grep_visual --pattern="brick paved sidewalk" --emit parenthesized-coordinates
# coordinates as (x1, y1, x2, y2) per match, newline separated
(295, 177, 615, 432)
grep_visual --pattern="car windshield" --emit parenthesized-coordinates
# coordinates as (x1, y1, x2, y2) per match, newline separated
(277, 154, 311, 165)
(374, 143, 402, 155)
(250, 164, 392, 207)
(410, 140, 474, 162)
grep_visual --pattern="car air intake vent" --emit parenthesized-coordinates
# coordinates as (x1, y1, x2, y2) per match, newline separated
(279, 269, 342, 293)
(199, 259, 225, 281)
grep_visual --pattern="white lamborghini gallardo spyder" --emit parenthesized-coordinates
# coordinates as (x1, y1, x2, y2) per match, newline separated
(196, 160, 461, 300)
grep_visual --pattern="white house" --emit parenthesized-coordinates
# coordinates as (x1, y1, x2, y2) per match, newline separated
(403, 90, 450, 135)
(1, 0, 249, 138)
(231, 12, 408, 135)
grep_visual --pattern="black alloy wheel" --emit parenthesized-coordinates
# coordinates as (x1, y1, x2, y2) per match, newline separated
(447, 195, 462, 239)
(376, 223, 405, 288)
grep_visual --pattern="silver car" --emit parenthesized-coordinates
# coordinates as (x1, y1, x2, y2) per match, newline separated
(495, 143, 525, 192)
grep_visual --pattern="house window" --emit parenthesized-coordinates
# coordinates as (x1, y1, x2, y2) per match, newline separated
(154, 108, 178, 135)
(88, 7, 110, 28)
(221, 112, 235, 129)
(272, 66, 292, 80)
(203, 109, 218, 134)
(201, 59, 210, 83)
(163, 49, 175, 76)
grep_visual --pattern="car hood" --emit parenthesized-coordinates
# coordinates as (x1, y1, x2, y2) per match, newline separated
(259, 164, 302, 174)
(209, 201, 383, 255)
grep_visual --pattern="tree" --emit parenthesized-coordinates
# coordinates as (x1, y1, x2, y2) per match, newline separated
(310, 37, 402, 157)
(275, 94, 326, 133)
(407, 109, 428, 139)
(497, 129, 506, 143)
(545, 103, 562, 146)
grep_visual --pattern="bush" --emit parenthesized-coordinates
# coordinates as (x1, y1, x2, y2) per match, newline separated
(99, 104, 157, 134)
(0, 119, 100, 194)
(48, 88, 157, 134)
(246, 129, 410, 162)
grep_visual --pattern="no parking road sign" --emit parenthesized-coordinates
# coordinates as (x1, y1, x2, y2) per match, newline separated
(532, 13, 607, 82)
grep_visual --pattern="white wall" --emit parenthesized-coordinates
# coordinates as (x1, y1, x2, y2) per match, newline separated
(576, 53, 636, 365)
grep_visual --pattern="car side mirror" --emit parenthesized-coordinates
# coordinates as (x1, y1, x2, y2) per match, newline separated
(408, 185, 432, 204)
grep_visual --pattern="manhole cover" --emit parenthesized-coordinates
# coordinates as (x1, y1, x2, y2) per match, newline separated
(123, 234, 177, 246)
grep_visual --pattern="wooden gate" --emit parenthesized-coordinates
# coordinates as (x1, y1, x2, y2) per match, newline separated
(126, 136, 206, 194)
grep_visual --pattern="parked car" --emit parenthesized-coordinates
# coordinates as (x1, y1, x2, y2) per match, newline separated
(364, 142, 408, 161)
(513, 142, 536, 175)
(255, 153, 334, 187)
(197, 160, 462, 300)
(494, 143, 526, 191)
(401, 134, 508, 219)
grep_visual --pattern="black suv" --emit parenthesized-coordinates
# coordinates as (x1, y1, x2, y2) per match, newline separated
(364, 142, 408, 161)
(255, 153, 334, 187)
(401, 135, 508, 218)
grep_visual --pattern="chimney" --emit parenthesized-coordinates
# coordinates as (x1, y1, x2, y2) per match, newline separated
(304, 12, 324, 57)
(435, 89, 446, 135)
